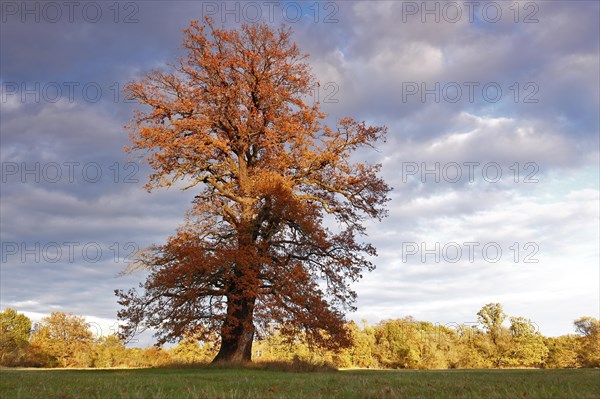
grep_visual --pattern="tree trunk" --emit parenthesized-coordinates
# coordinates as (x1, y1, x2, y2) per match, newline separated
(212, 170, 258, 364)
(212, 295, 256, 363)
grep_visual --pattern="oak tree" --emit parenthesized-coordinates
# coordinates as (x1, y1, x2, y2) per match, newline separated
(0, 308, 31, 366)
(94, 335, 128, 368)
(477, 303, 506, 345)
(477, 303, 510, 367)
(116, 19, 390, 363)
(543, 335, 580, 368)
(574, 316, 600, 367)
(507, 316, 548, 367)
(30, 312, 94, 367)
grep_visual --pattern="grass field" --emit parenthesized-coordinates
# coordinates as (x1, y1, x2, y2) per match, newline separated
(1, 367, 598, 399)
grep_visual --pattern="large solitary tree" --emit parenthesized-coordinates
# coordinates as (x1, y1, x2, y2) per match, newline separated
(116, 19, 390, 363)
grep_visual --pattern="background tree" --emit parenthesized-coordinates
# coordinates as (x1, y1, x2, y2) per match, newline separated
(30, 312, 94, 367)
(171, 336, 204, 364)
(477, 303, 506, 343)
(451, 324, 492, 368)
(93, 334, 128, 368)
(253, 328, 328, 366)
(372, 318, 456, 369)
(372, 318, 421, 369)
(171, 334, 218, 364)
(507, 316, 548, 367)
(116, 19, 390, 363)
(573, 316, 600, 367)
(0, 308, 31, 366)
(346, 321, 378, 368)
(477, 303, 511, 367)
(543, 335, 580, 368)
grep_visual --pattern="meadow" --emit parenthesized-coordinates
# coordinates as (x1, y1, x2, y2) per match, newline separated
(1, 367, 598, 399)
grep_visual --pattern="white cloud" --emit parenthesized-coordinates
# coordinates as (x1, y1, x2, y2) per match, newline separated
(1, 0, 598, 342)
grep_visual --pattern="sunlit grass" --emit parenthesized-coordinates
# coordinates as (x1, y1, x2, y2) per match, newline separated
(1, 367, 598, 399)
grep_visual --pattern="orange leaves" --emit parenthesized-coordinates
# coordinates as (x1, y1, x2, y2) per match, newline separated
(117, 19, 390, 359)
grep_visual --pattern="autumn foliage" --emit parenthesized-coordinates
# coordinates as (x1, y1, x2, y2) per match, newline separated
(3, 307, 598, 369)
(115, 19, 390, 363)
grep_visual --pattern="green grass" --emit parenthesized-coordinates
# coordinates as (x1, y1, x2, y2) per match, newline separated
(1, 367, 598, 399)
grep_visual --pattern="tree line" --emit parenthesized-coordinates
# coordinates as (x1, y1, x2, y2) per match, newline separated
(1, 304, 598, 369)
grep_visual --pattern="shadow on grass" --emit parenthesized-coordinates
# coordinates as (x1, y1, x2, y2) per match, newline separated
(160, 359, 338, 373)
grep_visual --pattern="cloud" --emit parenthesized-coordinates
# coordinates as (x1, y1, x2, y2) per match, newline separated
(1, 0, 598, 340)
(354, 184, 599, 336)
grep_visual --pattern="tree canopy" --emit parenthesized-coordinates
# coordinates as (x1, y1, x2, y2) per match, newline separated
(0, 308, 31, 366)
(116, 18, 390, 363)
(30, 312, 94, 367)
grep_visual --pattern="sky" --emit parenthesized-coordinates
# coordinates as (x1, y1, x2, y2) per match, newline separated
(1, 0, 599, 345)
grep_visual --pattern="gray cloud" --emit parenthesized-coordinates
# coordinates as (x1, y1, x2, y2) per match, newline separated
(1, 0, 598, 339)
